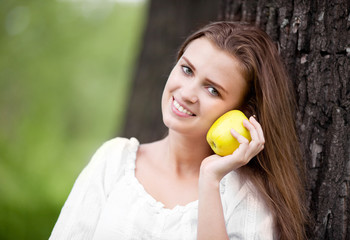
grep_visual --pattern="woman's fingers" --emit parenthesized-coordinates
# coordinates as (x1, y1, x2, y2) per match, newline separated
(244, 117, 265, 149)
(249, 116, 265, 144)
(230, 128, 249, 145)
(231, 118, 265, 160)
(243, 119, 260, 142)
(229, 129, 251, 165)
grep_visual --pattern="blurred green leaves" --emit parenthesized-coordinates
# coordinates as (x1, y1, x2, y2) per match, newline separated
(0, 0, 146, 239)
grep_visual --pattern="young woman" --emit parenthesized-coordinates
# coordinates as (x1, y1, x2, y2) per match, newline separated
(50, 21, 307, 239)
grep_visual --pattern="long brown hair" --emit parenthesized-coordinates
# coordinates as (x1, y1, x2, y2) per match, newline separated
(177, 22, 308, 239)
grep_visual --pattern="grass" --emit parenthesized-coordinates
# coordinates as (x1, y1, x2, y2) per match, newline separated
(0, 1, 147, 239)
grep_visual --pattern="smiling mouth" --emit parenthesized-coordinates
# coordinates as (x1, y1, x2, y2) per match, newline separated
(173, 98, 195, 116)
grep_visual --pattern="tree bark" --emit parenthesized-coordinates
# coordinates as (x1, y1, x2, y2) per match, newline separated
(121, 0, 219, 143)
(220, 0, 349, 239)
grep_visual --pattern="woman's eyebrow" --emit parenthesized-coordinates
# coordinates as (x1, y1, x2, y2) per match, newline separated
(182, 56, 227, 93)
(182, 56, 196, 71)
(182, 56, 227, 95)
(206, 79, 227, 94)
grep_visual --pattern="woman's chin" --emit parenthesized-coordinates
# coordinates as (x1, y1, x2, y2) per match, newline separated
(164, 122, 207, 139)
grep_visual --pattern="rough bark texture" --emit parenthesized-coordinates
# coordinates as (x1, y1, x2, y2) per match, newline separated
(121, 0, 219, 142)
(123, 0, 349, 239)
(220, 0, 349, 239)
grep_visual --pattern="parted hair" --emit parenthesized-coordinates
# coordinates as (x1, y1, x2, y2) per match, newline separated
(177, 21, 308, 240)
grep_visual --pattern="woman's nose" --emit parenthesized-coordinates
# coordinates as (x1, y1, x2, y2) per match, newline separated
(180, 82, 199, 104)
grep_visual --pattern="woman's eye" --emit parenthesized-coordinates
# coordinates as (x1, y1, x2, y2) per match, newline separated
(182, 66, 193, 75)
(208, 87, 220, 96)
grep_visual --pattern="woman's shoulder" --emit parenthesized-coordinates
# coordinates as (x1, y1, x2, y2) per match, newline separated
(221, 170, 248, 207)
(221, 170, 273, 217)
(83, 137, 140, 195)
(96, 136, 140, 170)
(99, 137, 139, 153)
(222, 170, 276, 239)
(85, 137, 140, 176)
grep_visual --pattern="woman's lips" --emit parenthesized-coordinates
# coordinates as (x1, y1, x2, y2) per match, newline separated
(172, 98, 195, 117)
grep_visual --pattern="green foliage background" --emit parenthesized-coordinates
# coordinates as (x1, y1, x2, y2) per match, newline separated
(0, 0, 146, 239)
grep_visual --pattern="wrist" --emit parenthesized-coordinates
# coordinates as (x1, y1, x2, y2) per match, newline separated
(198, 168, 221, 189)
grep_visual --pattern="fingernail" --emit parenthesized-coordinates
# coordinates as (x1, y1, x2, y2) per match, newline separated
(250, 115, 257, 121)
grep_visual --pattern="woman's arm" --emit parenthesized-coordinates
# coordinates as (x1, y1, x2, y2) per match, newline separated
(197, 170, 229, 240)
(197, 117, 265, 240)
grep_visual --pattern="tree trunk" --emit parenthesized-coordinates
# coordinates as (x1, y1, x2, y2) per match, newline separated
(121, 0, 219, 143)
(220, 0, 349, 239)
(122, 0, 349, 238)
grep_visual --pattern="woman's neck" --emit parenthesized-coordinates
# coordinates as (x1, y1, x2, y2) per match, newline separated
(160, 130, 213, 177)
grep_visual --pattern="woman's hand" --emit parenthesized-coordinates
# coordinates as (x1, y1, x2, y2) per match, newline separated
(200, 116, 265, 183)
(197, 116, 265, 240)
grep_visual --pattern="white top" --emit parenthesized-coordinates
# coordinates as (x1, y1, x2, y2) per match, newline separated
(50, 137, 276, 240)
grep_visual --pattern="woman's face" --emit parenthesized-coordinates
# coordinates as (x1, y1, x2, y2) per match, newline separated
(161, 37, 248, 138)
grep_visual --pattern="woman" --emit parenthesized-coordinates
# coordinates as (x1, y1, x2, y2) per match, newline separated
(50, 21, 307, 239)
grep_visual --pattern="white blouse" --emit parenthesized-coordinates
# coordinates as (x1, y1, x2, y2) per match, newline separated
(50, 137, 276, 240)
